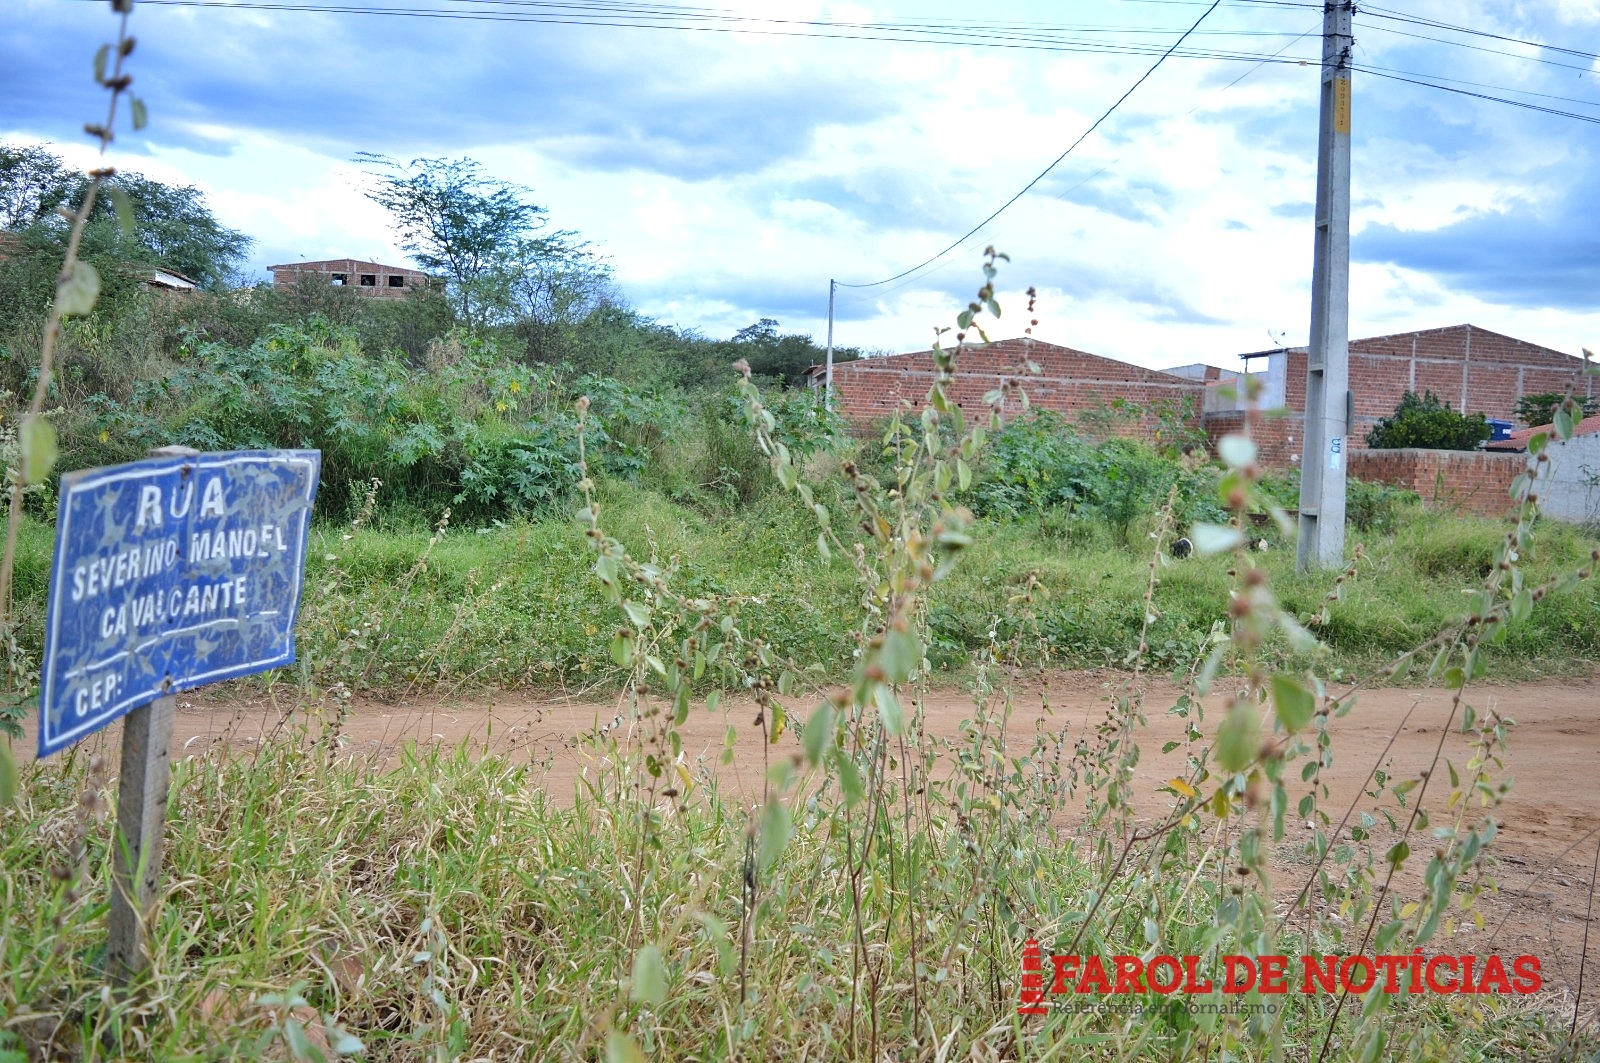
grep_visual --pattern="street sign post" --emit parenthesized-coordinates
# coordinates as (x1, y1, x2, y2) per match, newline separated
(40, 449, 320, 756)
(38, 447, 320, 984)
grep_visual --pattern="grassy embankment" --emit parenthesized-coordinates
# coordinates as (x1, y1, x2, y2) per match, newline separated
(2, 315, 1597, 1059)
(8, 475, 1593, 701)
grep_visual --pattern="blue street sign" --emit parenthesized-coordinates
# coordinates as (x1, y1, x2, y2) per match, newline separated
(38, 450, 320, 758)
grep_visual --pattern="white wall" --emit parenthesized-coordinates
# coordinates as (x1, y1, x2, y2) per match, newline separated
(1535, 432, 1600, 527)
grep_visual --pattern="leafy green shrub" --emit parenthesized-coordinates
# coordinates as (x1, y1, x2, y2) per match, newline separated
(569, 372, 685, 466)
(1256, 467, 1299, 509)
(1365, 390, 1492, 450)
(84, 322, 661, 522)
(1255, 469, 1417, 535)
(1344, 477, 1419, 534)
(972, 411, 1224, 544)
(664, 387, 845, 512)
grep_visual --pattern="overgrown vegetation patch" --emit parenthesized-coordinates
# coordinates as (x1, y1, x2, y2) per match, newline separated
(4, 30, 1600, 1056)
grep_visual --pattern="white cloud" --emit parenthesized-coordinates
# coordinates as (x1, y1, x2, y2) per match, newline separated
(5, 0, 1596, 364)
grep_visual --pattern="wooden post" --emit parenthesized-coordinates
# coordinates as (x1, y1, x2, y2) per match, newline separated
(106, 445, 196, 989)
(106, 693, 176, 987)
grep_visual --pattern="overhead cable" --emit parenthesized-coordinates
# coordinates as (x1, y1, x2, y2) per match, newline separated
(837, 0, 1225, 290)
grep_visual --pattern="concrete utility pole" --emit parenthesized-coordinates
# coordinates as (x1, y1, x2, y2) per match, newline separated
(1297, 0, 1354, 572)
(824, 279, 836, 411)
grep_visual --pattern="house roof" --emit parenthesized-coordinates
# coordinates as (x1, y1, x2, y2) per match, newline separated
(830, 337, 1202, 384)
(146, 267, 198, 291)
(1239, 324, 1578, 364)
(267, 258, 428, 276)
(1159, 362, 1239, 382)
(1239, 346, 1296, 361)
(1485, 413, 1600, 452)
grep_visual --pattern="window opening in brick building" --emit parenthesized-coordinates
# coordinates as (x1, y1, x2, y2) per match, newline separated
(387, 275, 405, 288)
(330, 273, 346, 285)
(360, 274, 377, 286)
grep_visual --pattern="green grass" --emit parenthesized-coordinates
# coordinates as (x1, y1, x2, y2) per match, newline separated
(2, 719, 1590, 1060)
(4, 448, 1598, 1060)
(287, 486, 1600, 692)
(10, 481, 1593, 702)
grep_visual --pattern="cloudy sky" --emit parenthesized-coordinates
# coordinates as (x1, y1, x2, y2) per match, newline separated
(3, 0, 1598, 368)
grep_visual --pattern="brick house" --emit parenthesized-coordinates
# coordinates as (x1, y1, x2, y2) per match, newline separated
(822, 325, 1591, 471)
(1204, 325, 1595, 467)
(268, 258, 430, 298)
(822, 337, 1207, 435)
(818, 324, 1594, 522)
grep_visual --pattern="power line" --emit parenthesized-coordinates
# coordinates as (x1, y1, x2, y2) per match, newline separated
(837, 0, 1225, 290)
(133, 0, 1596, 91)
(390, 0, 1300, 38)
(1109, 0, 1318, 7)
(837, 22, 1319, 307)
(1361, 20, 1600, 77)
(1354, 60, 1600, 111)
(1356, 67, 1600, 125)
(110, 0, 1600, 293)
(1358, 3, 1600, 64)
(124, 0, 1325, 64)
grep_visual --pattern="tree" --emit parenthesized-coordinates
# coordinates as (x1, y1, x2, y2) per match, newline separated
(0, 143, 78, 230)
(730, 319, 859, 387)
(1365, 390, 1492, 451)
(507, 237, 613, 325)
(94, 172, 252, 289)
(734, 319, 779, 344)
(360, 154, 550, 329)
(505, 229, 617, 361)
(0, 142, 252, 327)
(1514, 391, 1598, 428)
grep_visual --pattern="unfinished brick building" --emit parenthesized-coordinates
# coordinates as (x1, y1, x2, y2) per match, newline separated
(1205, 325, 1595, 466)
(823, 325, 1592, 474)
(268, 258, 430, 297)
(822, 337, 1206, 434)
(819, 324, 1594, 522)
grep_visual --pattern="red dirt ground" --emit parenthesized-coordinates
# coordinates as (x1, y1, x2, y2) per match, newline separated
(17, 672, 1600, 1000)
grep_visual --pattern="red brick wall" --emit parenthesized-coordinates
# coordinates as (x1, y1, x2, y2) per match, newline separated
(1286, 351, 1307, 414)
(830, 338, 1205, 435)
(1299, 326, 1592, 429)
(1203, 412, 1299, 467)
(836, 328, 1589, 481)
(1346, 448, 1526, 517)
(270, 259, 428, 300)
(1249, 327, 1594, 470)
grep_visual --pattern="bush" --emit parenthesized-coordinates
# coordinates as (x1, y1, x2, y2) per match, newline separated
(1344, 477, 1419, 534)
(972, 411, 1225, 544)
(82, 322, 670, 522)
(660, 387, 844, 512)
(1254, 469, 1418, 535)
(1365, 390, 1491, 451)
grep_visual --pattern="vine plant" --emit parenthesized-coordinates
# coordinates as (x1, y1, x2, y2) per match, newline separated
(0, 0, 148, 803)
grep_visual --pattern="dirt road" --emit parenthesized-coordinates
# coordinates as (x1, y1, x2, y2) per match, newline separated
(17, 671, 1600, 992)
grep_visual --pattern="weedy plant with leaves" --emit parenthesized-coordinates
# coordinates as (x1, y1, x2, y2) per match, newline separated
(563, 255, 1600, 1060)
(2, 245, 1598, 1059)
(5, 11, 1600, 1054)
(0, 0, 149, 807)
